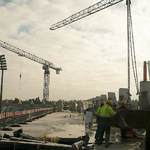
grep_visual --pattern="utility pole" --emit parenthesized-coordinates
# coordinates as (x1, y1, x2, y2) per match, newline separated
(0, 55, 7, 113)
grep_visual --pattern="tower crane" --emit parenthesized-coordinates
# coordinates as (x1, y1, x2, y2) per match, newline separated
(0, 40, 62, 101)
(50, 0, 139, 102)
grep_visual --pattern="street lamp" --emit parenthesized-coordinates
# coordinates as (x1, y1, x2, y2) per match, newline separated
(0, 55, 7, 113)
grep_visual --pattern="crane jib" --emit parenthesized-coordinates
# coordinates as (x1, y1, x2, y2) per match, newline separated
(50, 0, 124, 30)
(0, 40, 61, 71)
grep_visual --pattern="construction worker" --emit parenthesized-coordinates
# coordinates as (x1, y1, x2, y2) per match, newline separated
(95, 100, 116, 147)
(118, 100, 129, 140)
(84, 104, 93, 134)
(95, 102, 104, 143)
(118, 101, 138, 140)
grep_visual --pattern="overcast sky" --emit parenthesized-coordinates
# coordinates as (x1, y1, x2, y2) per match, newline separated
(0, 0, 150, 101)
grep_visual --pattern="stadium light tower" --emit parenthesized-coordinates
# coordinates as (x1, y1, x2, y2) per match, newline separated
(0, 55, 7, 112)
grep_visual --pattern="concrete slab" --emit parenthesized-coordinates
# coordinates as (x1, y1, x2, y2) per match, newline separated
(94, 142, 142, 150)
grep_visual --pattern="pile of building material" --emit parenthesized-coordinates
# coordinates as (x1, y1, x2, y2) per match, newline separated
(0, 129, 92, 150)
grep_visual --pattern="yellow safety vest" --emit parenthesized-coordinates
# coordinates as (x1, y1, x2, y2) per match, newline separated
(96, 104, 116, 117)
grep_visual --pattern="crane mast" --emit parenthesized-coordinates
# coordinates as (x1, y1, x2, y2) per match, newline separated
(50, 0, 139, 103)
(0, 40, 62, 101)
(43, 65, 50, 101)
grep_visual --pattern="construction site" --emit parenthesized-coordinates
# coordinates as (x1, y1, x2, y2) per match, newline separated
(0, 0, 150, 149)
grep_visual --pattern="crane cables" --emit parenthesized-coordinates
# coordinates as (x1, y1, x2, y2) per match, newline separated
(128, 4, 139, 95)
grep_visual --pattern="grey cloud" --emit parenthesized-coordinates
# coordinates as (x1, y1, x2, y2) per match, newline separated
(0, 0, 31, 6)
(0, 0, 12, 6)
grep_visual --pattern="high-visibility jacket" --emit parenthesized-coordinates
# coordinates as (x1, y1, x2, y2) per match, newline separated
(96, 104, 116, 118)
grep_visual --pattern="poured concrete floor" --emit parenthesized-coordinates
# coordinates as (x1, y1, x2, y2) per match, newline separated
(0, 112, 144, 150)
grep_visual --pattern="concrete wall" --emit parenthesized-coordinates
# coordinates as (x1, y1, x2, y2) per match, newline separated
(119, 88, 129, 102)
(100, 95, 107, 101)
(108, 92, 117, 104)
(139, 81, 150, 110)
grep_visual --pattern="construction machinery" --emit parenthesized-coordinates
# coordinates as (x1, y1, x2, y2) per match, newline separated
(0, 40, 62, 101)
(50, 0, 139, 102)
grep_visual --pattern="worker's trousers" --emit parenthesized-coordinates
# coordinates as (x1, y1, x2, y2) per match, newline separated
(95, 117, 111, 144)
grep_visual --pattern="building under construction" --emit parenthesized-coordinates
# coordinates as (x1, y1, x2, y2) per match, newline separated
(0, 0, 150, 150)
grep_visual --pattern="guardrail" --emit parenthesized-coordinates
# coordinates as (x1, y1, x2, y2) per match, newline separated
(0, 108, 51, 120)
(0, 108, 53, 128)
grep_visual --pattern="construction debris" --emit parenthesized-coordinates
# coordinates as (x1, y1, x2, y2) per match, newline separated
(0, 129, 91, 150)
